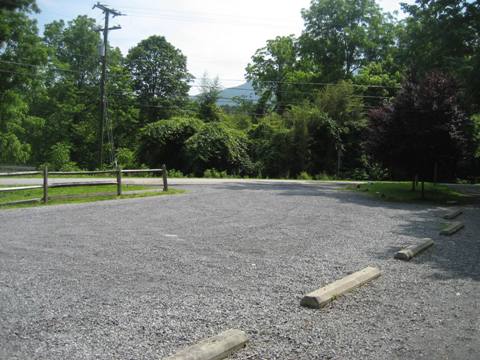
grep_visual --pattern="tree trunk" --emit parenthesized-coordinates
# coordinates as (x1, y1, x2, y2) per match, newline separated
(421, 180, 425, 199)
(411, 175, 416, 192)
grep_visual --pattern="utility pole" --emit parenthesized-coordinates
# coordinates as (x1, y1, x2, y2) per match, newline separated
(93, 2, 124, 168)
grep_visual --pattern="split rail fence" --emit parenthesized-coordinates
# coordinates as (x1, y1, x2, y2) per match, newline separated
(0, 165, 168, 205)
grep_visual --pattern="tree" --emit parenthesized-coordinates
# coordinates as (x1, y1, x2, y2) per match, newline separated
(196, 74, 222, 122)
(284, 105, 340, 177)
(0, 0, 46, 164)
(246, 35, 309, 114)
(248, 114, 291, 177)
(0, 0, 38, 42)
(353, 60, 402, 108)
(126, 35, 192, 124)
(300, 0, 397, 82)
(313, 81, 367, 172)
(367, 71, 472, 196)
(399, 0, 480, 111)
(31, 16, 102, 168)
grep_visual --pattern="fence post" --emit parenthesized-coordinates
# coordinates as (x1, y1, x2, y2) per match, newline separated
(43, 166, 48, 204)
(117, 167, 122, 196)
(162, 164, 168, 192)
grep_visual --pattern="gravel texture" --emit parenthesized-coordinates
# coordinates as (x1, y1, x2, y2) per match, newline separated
(0, 182, 479, 359)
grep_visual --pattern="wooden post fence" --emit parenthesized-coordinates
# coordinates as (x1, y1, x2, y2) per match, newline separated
(162, 164, 168, 192)
(43, 166, 48, 204)
(116, 167, 122, 196)
(1, 166, 168, 206)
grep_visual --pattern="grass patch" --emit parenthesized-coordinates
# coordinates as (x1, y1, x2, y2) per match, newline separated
(0, 184, 184, 209)
(349, 182, 469, 204)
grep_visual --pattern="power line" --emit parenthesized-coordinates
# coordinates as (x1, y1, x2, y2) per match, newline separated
(1, 57, 401, 90)
(119, 9, 292, 28)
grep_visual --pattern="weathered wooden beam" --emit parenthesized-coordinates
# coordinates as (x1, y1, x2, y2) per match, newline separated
(0, 171, 41, 177)
(301, 266, 381, 309)
(121, 169, 164, 174)
(165, 329, 248, 360)
(49, 181, 117, 188)
(394, 238, 434, 261)
(0, 186, 43, 193)
(49, 170, 116, 175)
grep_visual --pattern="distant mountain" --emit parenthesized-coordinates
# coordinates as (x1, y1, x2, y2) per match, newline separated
(217, 81, 259, 106)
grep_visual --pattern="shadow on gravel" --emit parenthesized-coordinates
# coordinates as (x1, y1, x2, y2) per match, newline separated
(218, 182, 480, 282)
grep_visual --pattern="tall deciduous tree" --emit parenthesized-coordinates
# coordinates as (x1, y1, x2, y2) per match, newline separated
(300, 0, 397, 82)
(399, 0, 480, 111)
(0, 0, 46, 164)
(126, 35, 192, 124)
(246, 35, 311, 114)
(32, 16, 101, 167)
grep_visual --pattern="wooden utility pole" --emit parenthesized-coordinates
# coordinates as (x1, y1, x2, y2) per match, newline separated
(93, 3, 124, 168)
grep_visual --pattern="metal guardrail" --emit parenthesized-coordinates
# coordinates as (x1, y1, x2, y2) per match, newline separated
(0, 164, 168, 204)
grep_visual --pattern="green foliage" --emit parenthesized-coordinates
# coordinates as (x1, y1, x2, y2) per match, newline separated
(297, 171, 313, 180)
(116, 148, 137, 169)
(48, 142, 78, 171)
(1, 0, 479, 182)
(400, 0, 480, 111)
(0, 91, 32, 163)
(300, 0, 397, 81)
(246, 35, 307, 113)
(126, 35, 193, 124)
(138, 116, 203, 170)
(351, 182, 468, 204)
(196, 75, 222, 122)
(248, 114, 291, 177)
(314, 172, 334, 181)
(185, 123, 252, 176)
(313, 81, 368, 172)
(203, 168, 229, 178)
(167, 169, 186, 178)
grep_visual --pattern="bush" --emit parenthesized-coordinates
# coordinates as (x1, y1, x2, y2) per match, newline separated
(297, 171, 313, 180)
(168, 169, 185, 178)
(314, 172, 334, 180)
(185, 123, 252, 176)
(48, 142, 79, 171)
(203, 168, 229, 178)
(116, 147, 137, 169)
(138, 116, 203, 171)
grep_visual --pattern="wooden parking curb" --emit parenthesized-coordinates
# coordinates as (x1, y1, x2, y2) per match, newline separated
(300, 266, 381, 309)
(164, 329, 248, 360)
(443, 209, 463, 220)
(394, 238, 434, 261)
(440, 222, 464, 236)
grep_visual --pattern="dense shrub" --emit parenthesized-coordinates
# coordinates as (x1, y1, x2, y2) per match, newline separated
(138, 116, 203, 171)
(185, 123, 252, 176)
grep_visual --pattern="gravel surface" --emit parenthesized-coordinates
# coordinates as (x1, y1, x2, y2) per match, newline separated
(0, 182, 479, 359)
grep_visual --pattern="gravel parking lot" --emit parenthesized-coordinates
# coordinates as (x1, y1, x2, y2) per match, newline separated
(1, 182, 479, 359)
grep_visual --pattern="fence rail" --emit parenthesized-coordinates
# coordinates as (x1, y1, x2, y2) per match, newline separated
(0, 164, 168, 205)
(0, 171, 41, 177)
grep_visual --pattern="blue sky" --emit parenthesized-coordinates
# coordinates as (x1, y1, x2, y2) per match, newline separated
(34, 0, 409, 91)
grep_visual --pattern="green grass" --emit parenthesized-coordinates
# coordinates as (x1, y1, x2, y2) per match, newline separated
(0, 184, 184, 209)
(349, 181, 469, 204)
